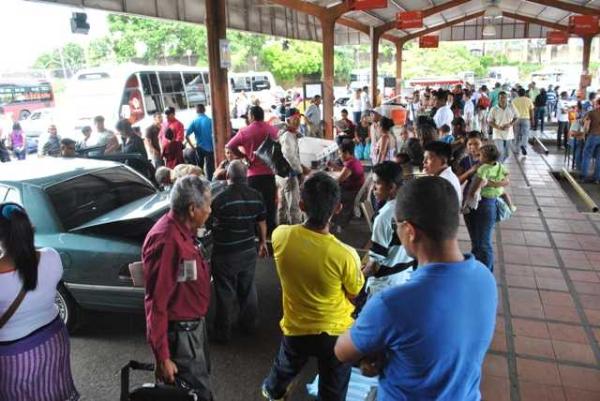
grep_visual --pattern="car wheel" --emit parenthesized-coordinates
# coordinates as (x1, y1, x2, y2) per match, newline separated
(19, 110, 30, 120)
(56, 283, 80, 332)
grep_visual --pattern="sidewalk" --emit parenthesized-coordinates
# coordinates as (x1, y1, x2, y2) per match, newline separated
(480, 149, 600, 401)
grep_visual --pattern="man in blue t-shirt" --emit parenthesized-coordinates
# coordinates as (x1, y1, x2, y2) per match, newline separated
(335, 176, 497, 401)
(186, 104, 215, 180)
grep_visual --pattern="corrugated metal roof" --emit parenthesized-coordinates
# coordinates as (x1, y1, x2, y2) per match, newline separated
(28, 0, 599, 44)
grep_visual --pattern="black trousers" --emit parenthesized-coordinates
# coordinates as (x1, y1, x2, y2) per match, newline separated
(557, 121, 569, 148)
(168, 318, 212, 400)
(197, 147, 215, 181)
(263, 334, 351, 401)
(211, 248, 258, 340)
(248, 174, 277, 234)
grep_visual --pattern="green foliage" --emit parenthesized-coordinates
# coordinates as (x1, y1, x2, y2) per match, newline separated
(33, 43, 86, 77)
(107, 15, 208, 65)
(87, 38, 114, 66)
(229, 30, 268, 71)
(260, 40, 322, 84)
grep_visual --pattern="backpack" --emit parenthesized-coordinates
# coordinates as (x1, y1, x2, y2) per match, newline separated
(477, 96, 491, 110)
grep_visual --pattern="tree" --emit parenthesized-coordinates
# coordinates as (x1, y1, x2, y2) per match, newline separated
(33, 43, 86, 78)
(107, 15, 208, 65)
(260, 40, 322, 84)
(87, 37, 114, 66)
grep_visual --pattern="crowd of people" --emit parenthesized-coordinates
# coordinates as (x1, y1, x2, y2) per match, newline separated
(0, 78, 599, 401)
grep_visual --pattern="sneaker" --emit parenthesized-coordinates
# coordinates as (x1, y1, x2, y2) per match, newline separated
(520, 146, 527, 156)
(261, 384, 285, 401)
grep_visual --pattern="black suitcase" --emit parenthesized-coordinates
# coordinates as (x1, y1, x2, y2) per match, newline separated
(120, 360, 201, 401)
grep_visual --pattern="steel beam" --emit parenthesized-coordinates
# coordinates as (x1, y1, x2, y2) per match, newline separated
(400, 11, 486, 43)
(374, 0, 471, 36)
(502, 12, 570, 32)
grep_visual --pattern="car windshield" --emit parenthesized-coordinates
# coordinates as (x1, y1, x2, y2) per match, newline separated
(45, 166, 157, 230)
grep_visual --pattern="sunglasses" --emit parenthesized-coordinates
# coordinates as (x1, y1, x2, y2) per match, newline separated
(0, 203, 24, 220)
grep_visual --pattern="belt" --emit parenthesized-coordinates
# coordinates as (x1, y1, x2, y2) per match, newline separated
(168, 319, 202, 332)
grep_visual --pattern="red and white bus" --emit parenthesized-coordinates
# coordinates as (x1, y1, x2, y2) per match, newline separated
(0, 80, 55, 121)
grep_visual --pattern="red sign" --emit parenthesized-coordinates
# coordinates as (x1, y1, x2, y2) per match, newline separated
(546, 30, 569, 45)
(569, 15, 600, 35)
(397, 11, 423, 29)
(348, 0, 388, 11)
(419, 35, 439, 48)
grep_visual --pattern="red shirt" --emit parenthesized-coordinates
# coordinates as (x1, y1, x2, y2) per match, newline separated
(160, 118, 185, 148)
(162, 140, 184, 169)
(341, 157, 365, 192)
(226, 121, 279, 177)
(142, 211, 210, 361)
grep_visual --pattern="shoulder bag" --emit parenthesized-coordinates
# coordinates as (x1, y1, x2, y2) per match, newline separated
(0, 287, 27, 329)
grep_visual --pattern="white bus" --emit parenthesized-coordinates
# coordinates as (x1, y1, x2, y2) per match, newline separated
(62, 64, 211, 137)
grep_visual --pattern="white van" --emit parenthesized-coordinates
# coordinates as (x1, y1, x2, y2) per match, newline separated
(62, 64, 211, 137)
(229, 71, 284, 109)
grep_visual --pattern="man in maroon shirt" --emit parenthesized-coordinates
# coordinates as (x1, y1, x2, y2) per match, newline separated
(163, 107, 185, 145)
(142, 175, 212, 399)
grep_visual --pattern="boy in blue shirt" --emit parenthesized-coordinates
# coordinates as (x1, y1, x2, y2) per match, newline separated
(335, 176, 497, 401)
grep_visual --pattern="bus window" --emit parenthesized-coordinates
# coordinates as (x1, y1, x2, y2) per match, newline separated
(0, 86, 13, 104)
(140, 72, 162, 115)
(231, 76, 251, 93)
(159, 72, 188, 110)
(120, 74, 144, 123)
(252, 76, 270, 91)
(183, 73, 206, 106)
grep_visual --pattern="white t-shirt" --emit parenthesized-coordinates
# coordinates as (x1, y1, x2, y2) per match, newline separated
(488, 105, 516, 140)
(434, 105, 454, 129)
(0, 248, 62, 341)
(350, 96, 362, 113)
(439, 166, 463, 206)
(463, 100, 475, 125)
(557, 99, 569, 123)
(360, 91, 371, 112)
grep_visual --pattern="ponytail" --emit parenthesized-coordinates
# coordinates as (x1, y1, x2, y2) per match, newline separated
(0, 203, 38, 291)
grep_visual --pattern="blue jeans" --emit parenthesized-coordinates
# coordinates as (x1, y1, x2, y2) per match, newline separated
(494, 139, 512, 162)
(515, 119, 530, 150)
(464, 197, 497, 271)
(570, 138, 584, 170)
(581, 135, 600, 181)
(352, 111, 361, 125)
(533, 107, 546, 132)
(263, 334, 351, 401)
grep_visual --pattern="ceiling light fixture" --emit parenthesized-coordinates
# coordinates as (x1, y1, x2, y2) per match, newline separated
(483, 24, 496, 36)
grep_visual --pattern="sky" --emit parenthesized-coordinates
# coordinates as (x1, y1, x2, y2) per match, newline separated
(0, 0, 109, 71)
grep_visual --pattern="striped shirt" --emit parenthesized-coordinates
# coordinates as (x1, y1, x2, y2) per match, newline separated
(367, 199, 415, 295)
(209, 183, 266, 255)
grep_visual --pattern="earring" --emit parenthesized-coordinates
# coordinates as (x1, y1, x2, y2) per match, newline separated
(0, 241, 5, 259)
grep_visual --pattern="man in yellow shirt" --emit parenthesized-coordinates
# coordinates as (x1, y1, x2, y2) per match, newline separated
(262, 172, 364, 401)
(511, 88, 534, 156)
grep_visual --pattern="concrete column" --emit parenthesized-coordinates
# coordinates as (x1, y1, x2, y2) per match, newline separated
(321, 16, 335, 140)
(370, 27, 380, 109)
(395, 41, 404, 97)
(205, 0, 230, 164)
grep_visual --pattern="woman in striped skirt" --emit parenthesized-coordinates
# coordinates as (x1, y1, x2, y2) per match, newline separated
(0, 203, 79, 401)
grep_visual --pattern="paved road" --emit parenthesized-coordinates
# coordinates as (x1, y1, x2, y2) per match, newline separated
(69, 257, 316, 401)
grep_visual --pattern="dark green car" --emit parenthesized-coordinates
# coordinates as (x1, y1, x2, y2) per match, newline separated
(0, 158, 171, 330)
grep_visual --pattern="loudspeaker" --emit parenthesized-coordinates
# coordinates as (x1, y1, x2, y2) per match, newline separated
(70, 12, 90, 34)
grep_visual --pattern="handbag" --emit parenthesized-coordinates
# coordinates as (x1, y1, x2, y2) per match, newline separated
(496, 197, 512, 222)
(121, 360, 202, 401)
(254, 135, 292, 178)
(0, 286, 27, 329)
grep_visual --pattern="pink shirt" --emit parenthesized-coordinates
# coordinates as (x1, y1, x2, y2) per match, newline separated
(226, 121, 279, 177)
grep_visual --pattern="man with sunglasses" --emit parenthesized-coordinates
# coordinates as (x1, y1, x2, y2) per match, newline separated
(335, 176, 497, 401)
